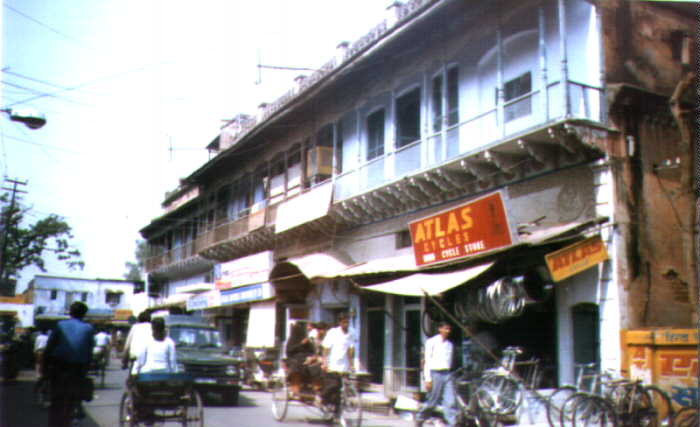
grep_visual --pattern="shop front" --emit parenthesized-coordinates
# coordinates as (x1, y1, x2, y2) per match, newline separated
(342, 191, 613, 397)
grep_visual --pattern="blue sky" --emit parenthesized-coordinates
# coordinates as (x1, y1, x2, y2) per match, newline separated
(1, 0, 388, 292)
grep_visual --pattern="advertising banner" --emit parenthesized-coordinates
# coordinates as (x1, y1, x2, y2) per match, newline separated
(409, 191, 515, 267)
(545, 235, 609, 282)
(216, 251, 273, 290)
(186, 289, 221, 311)
(220, 282, 274, 306)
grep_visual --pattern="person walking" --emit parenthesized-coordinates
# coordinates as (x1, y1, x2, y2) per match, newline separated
(415, 321, 458, 427)
(44, 301, 95, 427)
(122, 311, 152, 372)
(321, 313, 356, 417)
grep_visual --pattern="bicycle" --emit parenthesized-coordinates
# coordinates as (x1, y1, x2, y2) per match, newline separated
(546, 362, 599, 427)
(271, 371, 362, 427)
(671, 406, 698, 427)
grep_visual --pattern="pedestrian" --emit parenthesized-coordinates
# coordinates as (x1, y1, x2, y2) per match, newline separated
(321, 313, 356, 418)
(33, 327, 49, 378)
(285, 321, 315, 397)
(44, 301, 96, 427)
(122, 311, 152, 372)
(132, 317, 177, 375)
(94, 327, 111, 368)
(415, 321, 457, 427)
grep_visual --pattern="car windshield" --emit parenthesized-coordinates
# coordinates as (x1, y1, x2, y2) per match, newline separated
(169, 326, 223, 349)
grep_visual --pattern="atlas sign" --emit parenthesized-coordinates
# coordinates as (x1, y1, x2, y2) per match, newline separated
(545, 235, 608, 281)
(409, 191, 515, 267)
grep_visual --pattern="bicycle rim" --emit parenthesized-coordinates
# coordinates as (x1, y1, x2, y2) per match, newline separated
(476, 375, 523, 416)
(644, 385, 673, 427)
(570, 395, 617, 427)
(546, 386, 577, 427)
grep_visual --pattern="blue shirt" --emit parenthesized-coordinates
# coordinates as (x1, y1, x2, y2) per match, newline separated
(47, 318, 95, 365)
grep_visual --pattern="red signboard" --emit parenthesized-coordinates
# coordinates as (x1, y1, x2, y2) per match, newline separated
(409, 191, 515, 267)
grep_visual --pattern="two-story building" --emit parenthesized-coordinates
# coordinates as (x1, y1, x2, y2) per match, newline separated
(140, 0, 697, 404)
(28, 274, 141, 326)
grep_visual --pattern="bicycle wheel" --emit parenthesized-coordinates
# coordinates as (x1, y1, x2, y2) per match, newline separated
(338, 379, 363, 427)
(621, 385, 656, 426)
(644, 385, 673, 426)
(119, 391, 137, 427)
(546, 385, 577, 427)
(475, 374, 523, 416)
(672, 407, 698, 427)
(270, 378, 289, 421)
(569, 394, 617, 427)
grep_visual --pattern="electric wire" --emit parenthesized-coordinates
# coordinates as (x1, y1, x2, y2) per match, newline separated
(3, 4, 97, 51)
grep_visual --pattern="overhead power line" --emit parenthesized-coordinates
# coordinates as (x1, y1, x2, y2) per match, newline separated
(4, 4, 96, 51)
(3, 69, 71, 91)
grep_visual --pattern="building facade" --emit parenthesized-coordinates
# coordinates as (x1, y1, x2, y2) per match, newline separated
(140, 0, 697, 405)
(28, 274, 140, 324)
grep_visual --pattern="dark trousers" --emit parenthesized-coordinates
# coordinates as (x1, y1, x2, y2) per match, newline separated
(321, 371, 342, 408)
(48, 361, 88, 427)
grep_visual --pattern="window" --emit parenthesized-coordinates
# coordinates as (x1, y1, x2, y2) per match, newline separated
(432, 66, 459, 132)
(446, 67, 459, 126)
(502, 72, 532, 122)
(395, 88, 421, 148)
(106, 292, 121, 306)
(231, 175, 251, 218)
(251, 166, 268, 212)
(81, 292, 88, 302)
(366, 109, 385, 160)
(50, 290, 58, 300)
(216, 185, 230, 221)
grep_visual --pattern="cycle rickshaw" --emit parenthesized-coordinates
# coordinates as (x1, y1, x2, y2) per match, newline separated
(118, 372, 204, 427)
(270, 365, 363, 427)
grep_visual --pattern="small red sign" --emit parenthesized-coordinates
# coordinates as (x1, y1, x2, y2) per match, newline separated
(409, 191, 514, 267)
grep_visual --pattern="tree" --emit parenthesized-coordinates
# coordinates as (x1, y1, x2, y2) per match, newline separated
(0, 193, 84, 282)
(124, 239, 147, 281)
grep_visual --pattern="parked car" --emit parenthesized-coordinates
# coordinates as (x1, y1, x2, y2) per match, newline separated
(158, 315, 242, 405)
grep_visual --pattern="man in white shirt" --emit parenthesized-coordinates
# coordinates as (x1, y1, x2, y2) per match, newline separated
(415, 321, 457, 427)
(321, 313, 356, 415)
(121, 311, 153, 371)
(94, 328, 111, 367)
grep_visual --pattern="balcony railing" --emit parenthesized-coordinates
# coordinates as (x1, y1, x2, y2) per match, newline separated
(334, 79, 602, 202)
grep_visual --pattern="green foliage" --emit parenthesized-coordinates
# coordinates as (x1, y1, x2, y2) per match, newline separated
(123, 239, 146, 281)
(0, 193, 84, 280)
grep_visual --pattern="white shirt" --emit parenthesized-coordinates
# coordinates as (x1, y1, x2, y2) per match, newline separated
(134, 337, 177, 374)
(322, 326, 356, 373)
(423, 333, 453, 382)
(95, 331, 111, 347)
(34, 333, 49, 352)
(124, 322, 153, 359)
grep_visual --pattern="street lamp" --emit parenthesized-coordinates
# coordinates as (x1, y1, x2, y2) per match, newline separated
(1, 108, 46, 130)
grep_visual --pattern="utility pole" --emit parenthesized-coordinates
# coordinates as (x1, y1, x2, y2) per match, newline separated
(0, 178, 27, 285)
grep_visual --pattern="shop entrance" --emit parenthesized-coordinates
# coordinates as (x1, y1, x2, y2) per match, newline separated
(366, 292, 385, 384)
(403, 297, 421, 388)
(483, 292, 558, 388)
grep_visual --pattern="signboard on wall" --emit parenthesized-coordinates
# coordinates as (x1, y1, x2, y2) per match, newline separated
(216, 251, 273, 290)
(186, 290, 221, 311)
(220, 282, 274, 306)
(545, 235, 609, 282)
(409, 191, 515, 267)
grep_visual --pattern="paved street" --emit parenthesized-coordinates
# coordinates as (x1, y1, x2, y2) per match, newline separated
(1, 355, 409, 427)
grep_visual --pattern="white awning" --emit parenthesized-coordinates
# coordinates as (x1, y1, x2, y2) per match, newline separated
(363, 262, 494, 296)
(335, 253, 417, 276)
(286, 252, 354, 281)
(245, 300, 277, 348)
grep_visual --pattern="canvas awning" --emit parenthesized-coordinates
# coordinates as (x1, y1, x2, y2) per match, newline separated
(335, 253, 417, 277)
(245, 300, 276, 348)
(363, 262, 494, 296)
(285, 252, 355, 281)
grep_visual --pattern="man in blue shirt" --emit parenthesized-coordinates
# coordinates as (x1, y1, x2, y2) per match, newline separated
(45, 301, 95, 427)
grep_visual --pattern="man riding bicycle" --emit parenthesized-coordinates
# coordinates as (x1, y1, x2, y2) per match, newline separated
(321, 313, 356, 418)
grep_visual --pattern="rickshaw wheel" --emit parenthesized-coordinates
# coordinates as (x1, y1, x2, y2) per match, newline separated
(182, 389, 203, 427)
(271, 378, 289, 421)
(119, 391, 138, 427)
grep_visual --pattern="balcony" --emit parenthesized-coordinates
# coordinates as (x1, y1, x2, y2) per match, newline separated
(144, 238, 215, 279)
(196, 203, 277, 262)
(334, 79, 603, 204)
(331, 81, 610, 225)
